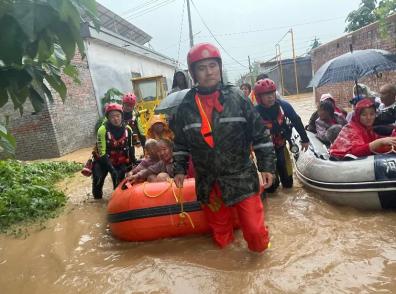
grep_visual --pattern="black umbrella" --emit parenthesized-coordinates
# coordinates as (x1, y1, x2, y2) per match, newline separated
(154, 89, 190, 115)
(310, 49, 396, 88)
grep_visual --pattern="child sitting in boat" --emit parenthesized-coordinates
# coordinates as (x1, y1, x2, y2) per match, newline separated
(315, 100, 347, 144)
(130, 139, 160, 175)
(306, 93, 347, 133)
(147, 115, 174, 141)
(329, 98, 396, 159)
(127, 139, 174, 183)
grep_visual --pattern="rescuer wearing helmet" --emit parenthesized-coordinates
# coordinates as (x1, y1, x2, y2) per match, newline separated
(92, 103, 134, 199)
(254, 78, 310, 192)
(121, 93, 146, 147)
(172, 43, 276, 253)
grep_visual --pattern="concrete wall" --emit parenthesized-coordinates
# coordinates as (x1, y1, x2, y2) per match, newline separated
(311, 13, 396, 107)
(85, 38, 176, 113)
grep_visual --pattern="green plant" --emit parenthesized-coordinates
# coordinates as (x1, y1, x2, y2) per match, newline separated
(345, 0, 396, 35)
(101, 87, 124, 108)
(0, 0, 99, 158)
(0, 160, 82, 231)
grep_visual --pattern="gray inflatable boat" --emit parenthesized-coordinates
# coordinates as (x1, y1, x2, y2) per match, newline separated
(291, 130, 396, 209)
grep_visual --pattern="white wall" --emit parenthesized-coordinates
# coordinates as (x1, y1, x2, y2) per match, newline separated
(85, 39, 176, 113)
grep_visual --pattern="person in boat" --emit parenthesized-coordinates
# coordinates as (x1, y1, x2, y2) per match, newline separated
(374, 83, 396, 136)
(147, 114, 175, 141)
(329, 98, 396, 159)
(325, 124, 343, 144)
(306, 93, 347, 133)
(173, 42, 276, 253)
(168, 70, 190, 94)
(127, 139, 174, 183)
(346, 83, 380, 122)
(315, 100, 347, 144)
(130, 139, 160, 175)
(254, 78, 309, 192)
(122, 93, 146, 147)
(92, 103, 134, 199)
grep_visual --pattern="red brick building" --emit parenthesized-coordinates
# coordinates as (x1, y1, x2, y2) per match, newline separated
(311, 13, 396, 108)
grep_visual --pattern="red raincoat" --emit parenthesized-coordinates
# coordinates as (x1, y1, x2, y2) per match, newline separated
(329, 99, 379, 158)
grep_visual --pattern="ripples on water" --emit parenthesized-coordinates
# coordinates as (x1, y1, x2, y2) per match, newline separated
(1, 179, 395, 293)
(1, 96, 395, 293)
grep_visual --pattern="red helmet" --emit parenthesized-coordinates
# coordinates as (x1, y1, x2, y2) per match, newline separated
(122, 93, 136, 106)
(187, 43, 222, 76)
(254, 78, 277, 95)
(105, 103, 123, 116)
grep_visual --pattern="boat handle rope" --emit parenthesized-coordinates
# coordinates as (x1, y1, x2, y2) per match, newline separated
(142, 179, 173, 198)
(141, 179, 195, 229)
(174, 185, 195, 229)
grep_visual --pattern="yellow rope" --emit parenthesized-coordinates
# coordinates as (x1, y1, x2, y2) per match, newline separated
(142, 178, 195, 229)
(175, 185, 195, 229)
(142, 179, 172, 198)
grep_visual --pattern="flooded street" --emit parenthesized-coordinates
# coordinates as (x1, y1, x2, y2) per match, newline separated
(1, 94, 395, 293)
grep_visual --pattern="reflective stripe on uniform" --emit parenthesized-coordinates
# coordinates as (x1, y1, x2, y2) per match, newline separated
(173, 151, 190, 156)
(183, 123, 202, 131)
(253, 142, 273, 150)
(219, 117, 247, 123)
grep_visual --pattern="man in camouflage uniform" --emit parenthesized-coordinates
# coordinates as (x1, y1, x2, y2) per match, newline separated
(173, 43, 276, 252)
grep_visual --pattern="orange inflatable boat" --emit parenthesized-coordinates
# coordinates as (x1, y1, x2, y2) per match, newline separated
(108, 178, 213, 241)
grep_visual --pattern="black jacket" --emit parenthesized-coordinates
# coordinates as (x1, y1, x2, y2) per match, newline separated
(173, 84, 276, 205)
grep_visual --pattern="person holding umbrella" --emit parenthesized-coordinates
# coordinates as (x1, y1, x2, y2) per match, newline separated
(172, 43, 276, 252)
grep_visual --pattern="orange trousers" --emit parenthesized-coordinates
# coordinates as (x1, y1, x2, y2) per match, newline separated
(202, 184, 269, 252)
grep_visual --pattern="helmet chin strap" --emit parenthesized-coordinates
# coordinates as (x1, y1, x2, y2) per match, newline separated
(196, 82, 222, 95)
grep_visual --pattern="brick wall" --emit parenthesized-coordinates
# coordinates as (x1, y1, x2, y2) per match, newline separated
(3, 101, 60, 160)
(49, 52, 99, 156)
(312, 13, 396, 108)
(3, 52, 99, 160)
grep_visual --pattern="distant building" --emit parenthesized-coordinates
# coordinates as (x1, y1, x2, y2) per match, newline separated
(258, 56, 313, 96)
(4, 3, 177, 160)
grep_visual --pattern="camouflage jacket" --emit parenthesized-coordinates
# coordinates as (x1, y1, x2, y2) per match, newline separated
(173, 84, 276, 206)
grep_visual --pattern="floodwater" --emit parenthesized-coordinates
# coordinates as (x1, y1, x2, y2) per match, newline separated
(1, 94, 395, 293)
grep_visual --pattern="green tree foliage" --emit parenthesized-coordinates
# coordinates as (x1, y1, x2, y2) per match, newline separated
(0, 0, 99, 157)
(345, 0, 377, 32)
(345, 0, 396, 33)
(375, 0, 396, 36)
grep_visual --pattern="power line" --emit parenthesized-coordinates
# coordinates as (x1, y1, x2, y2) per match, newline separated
(176, 0, 186, 66)
(121, 0, 163, 16)
(156, 16, 345, 52)
(124, 0, 176, 20)
(190, 0, 248, 69)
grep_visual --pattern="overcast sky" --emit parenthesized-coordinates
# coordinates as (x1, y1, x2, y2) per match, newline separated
(97, 0, 361, 82)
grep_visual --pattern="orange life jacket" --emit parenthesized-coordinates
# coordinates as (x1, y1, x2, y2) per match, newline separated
(195, 94, 215, 148)
(261, 106, 287, 148)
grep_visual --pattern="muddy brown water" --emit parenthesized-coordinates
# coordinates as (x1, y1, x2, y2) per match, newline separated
(1, 94, 395, 293)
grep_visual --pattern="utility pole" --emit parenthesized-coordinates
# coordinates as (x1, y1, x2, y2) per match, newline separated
(248, 55, 254, 85)
(275, 44, 284, 96)
(290, 28, 299, 95)
(186, 0, 194, 48)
